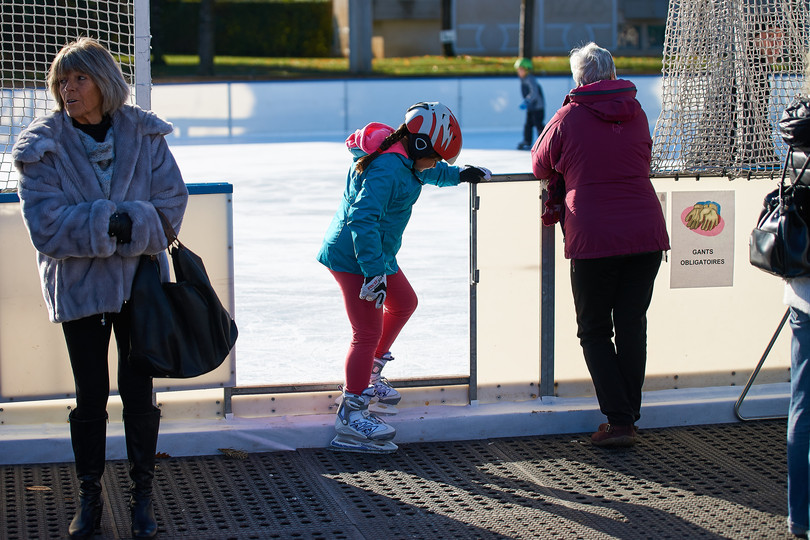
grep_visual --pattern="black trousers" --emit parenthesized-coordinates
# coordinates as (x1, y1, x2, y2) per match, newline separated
(570, 251, 663, 426)
(62, 302, 154, 420)
(523, 109, 545, 144)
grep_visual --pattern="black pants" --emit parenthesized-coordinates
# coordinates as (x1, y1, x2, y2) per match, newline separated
(523, 109, 545, 144)
(62, 302, 154, 420)
(570, 251, 662, 426)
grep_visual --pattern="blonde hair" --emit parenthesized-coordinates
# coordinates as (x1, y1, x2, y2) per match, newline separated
(47, 37, 130, 115)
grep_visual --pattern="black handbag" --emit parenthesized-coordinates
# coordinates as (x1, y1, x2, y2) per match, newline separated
(128, 209, 238, 378)
(749, 150, 810, 278)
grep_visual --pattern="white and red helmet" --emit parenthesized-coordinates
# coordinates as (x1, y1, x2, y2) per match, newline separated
(404, 102, 462, 164)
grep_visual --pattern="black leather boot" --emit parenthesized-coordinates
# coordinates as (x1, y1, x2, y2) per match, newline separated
(68, 410, 107, 539)
(124, 407, 161, 538)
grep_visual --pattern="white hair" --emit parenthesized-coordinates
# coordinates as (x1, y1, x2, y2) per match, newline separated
(569, 42, 616, 87)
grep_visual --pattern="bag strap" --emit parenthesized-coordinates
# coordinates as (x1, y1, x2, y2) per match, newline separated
(789, 147, 810, 189)
(779, 150, 791, 201)
(780, 148, 801, 200)
(781, 148, 810, 204)
(155, 208, 179, 248)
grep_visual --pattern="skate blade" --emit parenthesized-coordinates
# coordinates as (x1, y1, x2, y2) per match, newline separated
(369, 401, 399, 415)
(330, 436, 398, 454)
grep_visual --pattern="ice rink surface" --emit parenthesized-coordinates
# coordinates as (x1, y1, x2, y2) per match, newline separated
(169, 131, 536, 386)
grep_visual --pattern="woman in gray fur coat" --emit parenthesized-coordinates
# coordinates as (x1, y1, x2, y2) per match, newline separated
(12, 37, 188, 539)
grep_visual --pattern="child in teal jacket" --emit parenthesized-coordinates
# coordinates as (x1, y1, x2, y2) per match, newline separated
(317, 102, 490, 454)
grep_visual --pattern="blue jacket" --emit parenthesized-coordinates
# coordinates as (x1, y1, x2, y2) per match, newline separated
(317, 123, 461, 276)
(13, 105, 188, 323)
(520, 72, 545, 112)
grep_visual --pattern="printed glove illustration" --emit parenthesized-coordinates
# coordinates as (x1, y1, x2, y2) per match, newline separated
(459, 165, 493, 183)
(360, 275, 387, 309)
(108, 212, 132, 244)
(684, 201, 721, 232)
(699, 204, 720, 231)
(684, 204, 704, 229)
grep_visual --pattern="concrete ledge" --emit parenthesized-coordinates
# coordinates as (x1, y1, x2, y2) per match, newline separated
(0, 383, 789, 465)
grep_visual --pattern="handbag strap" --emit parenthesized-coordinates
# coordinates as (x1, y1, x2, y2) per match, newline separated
(779, 147, 810, 202)
(788, 147, 810, 189)
(155, 208, 180, 248)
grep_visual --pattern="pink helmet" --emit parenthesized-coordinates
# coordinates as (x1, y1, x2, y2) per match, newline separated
(404, 102, 462, 164)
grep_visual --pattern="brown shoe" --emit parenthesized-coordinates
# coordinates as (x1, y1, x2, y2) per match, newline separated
(591, 423, 637, 447)
(597, 422, 639, 433)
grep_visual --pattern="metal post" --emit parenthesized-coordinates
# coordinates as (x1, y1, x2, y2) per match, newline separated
(734, 309, 789, 421)
(226, 82, 233, 139)
(197, 0, 216, 76)
(133, 0, 152, 110)
(469, 183, 479, 403)
(539, 188, 555, 396)
(348, 0, 373, 74)
(519, 0, 535, 59)
(441, 0, 456, 57)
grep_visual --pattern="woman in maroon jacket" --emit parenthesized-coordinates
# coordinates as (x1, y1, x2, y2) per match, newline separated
(531, 42, 670, 447)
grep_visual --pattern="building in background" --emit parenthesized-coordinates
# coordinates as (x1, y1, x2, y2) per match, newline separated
(333, 0, 668, 59)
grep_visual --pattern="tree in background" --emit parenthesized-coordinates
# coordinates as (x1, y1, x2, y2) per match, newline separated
(150, 0, 166, 66)
(441, 0, 455, 57)
(198, 0, 215, 76)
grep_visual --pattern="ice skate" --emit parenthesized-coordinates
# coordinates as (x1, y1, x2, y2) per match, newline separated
(369, 353, 401, 415)
(334, 386, 398, 415)
(331, 387, 397, 454)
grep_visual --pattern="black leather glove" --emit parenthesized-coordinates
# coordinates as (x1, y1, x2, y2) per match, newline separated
(108, 212, 132, 244)
(459, 165, 493, 183)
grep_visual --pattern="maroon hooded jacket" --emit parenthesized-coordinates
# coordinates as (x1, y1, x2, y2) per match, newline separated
(531, 78, 670, 259)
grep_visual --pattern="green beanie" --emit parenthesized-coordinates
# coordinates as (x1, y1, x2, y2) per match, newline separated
(514, 58, 533, 70)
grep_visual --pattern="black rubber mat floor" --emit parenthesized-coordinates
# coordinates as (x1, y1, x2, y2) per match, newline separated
(0, 420, 794, 539)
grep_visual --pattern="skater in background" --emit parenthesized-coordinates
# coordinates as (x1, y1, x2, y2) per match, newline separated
(531, 43, 669, 447)
(13, 37, 188, 539)
(515, 57, 545, 150)
(317, 101, 491, 453)
(778, 57, 810, 539)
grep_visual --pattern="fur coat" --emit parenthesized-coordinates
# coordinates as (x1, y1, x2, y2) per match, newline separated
(13, 105, 189, 323)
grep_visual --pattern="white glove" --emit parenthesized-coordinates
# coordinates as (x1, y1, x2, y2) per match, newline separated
(359, 275, 387, 308)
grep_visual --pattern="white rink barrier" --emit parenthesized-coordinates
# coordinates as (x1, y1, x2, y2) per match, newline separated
(148, 76, 663, 142)
(0, 173, 790, 406)
(472, 173, 790, 404)
(0, 174, 791, 463)
(0, 184, 237, 401)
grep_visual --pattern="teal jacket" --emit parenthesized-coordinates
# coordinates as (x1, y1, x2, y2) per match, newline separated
(317, 123, 461, 277)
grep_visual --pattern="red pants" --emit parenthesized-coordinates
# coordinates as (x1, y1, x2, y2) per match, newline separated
(330, 269, 418, 395)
